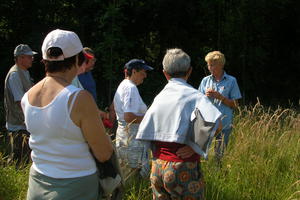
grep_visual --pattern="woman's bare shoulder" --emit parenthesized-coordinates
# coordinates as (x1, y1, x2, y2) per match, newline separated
(73, 89, 97, 112)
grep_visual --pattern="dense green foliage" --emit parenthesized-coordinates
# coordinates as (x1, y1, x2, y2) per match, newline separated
(0, 0, 299, 108)
(1, 2, 299, 198)
(0, 105, 299, 200)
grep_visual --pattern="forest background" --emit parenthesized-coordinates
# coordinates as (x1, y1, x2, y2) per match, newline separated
(0, 1, 300, 199)
(0, 0, 299, 116)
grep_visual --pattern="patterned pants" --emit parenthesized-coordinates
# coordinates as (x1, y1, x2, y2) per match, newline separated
(115, 122, 150, 178)
(150, 158, 205, 200)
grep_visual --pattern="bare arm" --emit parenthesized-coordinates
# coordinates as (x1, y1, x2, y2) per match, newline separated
(98, 109, 108, 120)
(220, 96, 238, 109)
(108, 103, 116, 123)
(71, 90, 113, 162)
(215, 120, 223, 136)
(124, 112, 144, 124)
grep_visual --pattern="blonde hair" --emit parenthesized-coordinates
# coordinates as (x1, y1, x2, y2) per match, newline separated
(205, 51, 225, 66)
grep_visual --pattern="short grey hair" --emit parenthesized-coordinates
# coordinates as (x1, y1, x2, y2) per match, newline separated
(162, 48, 191, 78)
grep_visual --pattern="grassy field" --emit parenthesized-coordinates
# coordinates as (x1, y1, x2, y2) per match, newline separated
(0, 104, 299, 200)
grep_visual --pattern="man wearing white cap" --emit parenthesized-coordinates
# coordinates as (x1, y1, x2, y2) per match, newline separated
(4, 44, 37, 164)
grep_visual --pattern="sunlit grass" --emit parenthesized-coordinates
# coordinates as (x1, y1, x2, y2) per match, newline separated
(204, 104, 300, 200)
(0, 154, 29, 200)
(122, 176, 152, 200)
(0, 103, 299, 200)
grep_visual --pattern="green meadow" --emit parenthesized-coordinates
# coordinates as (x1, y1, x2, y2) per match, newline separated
(0, 103, 299, 200)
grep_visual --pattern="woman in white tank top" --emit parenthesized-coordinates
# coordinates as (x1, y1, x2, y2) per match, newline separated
(21, 29, 113, 200)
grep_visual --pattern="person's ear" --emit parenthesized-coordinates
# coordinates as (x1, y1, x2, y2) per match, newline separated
(163, 70, 171, 80)
(185, 67, 193, 80)
(75, 55, 79, 68)
(187, 67, 192, 76)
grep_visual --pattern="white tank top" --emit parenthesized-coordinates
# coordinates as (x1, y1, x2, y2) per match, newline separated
(21, 85, 96, 178)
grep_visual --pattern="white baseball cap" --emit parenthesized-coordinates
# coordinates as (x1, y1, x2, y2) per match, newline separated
(42, 29, 83, 61)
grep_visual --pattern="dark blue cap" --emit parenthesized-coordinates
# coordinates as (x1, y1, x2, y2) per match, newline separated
(124, 59, 153, 71)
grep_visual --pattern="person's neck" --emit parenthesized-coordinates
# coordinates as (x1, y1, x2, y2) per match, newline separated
(77, 67, 86, 75)
(213, 71, 224, 82)
(164, 72, 189, 81)
(46, 73, 71, 84)
(127, 77, 137, 85)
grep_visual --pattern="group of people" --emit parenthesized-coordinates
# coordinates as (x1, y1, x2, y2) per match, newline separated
(4, 29, 241, 200)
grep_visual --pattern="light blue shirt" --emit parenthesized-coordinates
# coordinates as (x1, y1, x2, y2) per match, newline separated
(199, 72, 241, 130)
(136, 78, 221, 149)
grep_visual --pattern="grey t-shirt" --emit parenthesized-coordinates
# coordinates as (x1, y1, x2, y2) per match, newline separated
(6, 69, 31, 131)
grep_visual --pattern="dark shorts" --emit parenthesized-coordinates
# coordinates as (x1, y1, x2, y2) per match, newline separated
(150, 158, 205, 200)
(7, 129, 31, 165)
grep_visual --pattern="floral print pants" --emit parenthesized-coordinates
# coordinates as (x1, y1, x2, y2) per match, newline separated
(150, 158, 205, 200)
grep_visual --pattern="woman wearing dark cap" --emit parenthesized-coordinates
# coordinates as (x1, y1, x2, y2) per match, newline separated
(113, 59, 153, 179)
(21, 29, 113, 200)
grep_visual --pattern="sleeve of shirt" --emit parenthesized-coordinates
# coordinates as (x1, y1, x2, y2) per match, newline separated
(229, 77, 242, 100)
(8, 72, 25, 102)
(123, 86, 141, 114)
(198, 79, 206, 94)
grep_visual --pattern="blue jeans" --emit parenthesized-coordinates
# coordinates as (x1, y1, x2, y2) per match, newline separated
(215, 128, 232, 159)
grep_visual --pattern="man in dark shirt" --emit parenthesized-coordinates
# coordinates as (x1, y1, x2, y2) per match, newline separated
(78, 47, 97, 101)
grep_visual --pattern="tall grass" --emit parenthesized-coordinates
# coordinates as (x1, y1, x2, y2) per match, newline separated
(0, 104, 299, 200)
(0, 154, 29, 200)
(204, 104, 300, 200)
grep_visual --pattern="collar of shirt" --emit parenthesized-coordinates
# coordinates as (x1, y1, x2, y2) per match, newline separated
(169, 77, 187, 83)
(210, 71, 228, 82)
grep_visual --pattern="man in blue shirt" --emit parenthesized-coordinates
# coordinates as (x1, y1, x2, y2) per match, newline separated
(78, 47, 97, 101)
(199, 51, 242, 160)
